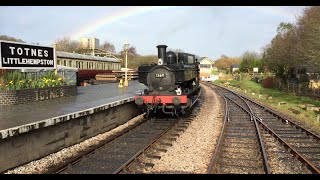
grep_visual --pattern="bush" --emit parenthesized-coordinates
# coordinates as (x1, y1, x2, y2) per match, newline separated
(262, 77, 274, 88)
(0, 71, 65, 90)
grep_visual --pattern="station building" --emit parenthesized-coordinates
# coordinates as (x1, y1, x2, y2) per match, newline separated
(199, 57, 217, 79)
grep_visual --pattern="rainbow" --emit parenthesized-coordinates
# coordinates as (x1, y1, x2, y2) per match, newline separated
(239, 6, 300, 20)
(70, 6, 302, 40)
(70, 6, 173, 39)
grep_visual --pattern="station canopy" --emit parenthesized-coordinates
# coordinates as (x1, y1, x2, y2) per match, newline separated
(21, 65, 78, 72)
(56, 51, 121, 63)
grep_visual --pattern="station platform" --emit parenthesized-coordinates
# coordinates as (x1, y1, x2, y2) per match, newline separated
(0, 80, 146, 139)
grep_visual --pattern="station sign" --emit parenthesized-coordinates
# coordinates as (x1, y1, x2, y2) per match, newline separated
(0, 40, 56, 69)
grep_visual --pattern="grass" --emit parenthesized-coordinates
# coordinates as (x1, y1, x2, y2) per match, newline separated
(211, 71, 219, 75)
(213, 79, 320, 134)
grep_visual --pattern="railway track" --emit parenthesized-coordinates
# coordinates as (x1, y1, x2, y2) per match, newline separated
(207, 86, 270, 174)
(47, 87, 204, 174)
(204, 82, 320, 174)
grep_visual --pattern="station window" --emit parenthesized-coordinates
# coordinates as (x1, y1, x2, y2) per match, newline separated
(187, 56, 194, 64)
(200, 64, 211, 68)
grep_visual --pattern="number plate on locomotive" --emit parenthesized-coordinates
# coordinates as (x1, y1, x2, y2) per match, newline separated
(155, 73, 165, 78)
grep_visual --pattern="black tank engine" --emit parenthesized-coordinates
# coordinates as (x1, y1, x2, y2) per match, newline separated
(134, 45, 201, 116)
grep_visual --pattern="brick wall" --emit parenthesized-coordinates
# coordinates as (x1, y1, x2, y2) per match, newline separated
(0, 85, 77, 106)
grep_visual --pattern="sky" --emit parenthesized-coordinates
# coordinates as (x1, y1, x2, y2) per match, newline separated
(0, 6, 306, 60)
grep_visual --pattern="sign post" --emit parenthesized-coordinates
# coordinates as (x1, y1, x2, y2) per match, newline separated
(0, 40, 56, 70)
(253, 67, 259, 76)
(53, 43, 57, 75)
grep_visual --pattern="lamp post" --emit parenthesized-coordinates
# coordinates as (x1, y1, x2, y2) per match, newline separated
(124, 40, 129, 87)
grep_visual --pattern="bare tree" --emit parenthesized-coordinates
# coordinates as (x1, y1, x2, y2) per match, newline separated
(119, 45, 138, 67)
(55, 37, 81, 53)
(120, 45, 138, 58)
(100, 41, 116, 53)
(167, 48, 184, 54)
(0, 35, 25, 78)
(0, 35, 25, 43)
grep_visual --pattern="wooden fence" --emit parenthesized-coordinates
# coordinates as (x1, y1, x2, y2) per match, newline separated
(273, 79, 320, 100)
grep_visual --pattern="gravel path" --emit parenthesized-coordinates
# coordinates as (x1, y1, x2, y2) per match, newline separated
(144, 85, 223, 173)
(5, 114, 146, 174)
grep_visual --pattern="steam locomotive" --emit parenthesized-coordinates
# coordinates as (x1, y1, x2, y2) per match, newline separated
(134, 45, 201, 116)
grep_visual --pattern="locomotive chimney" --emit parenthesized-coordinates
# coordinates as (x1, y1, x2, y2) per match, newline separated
(156, 45, 167, 65)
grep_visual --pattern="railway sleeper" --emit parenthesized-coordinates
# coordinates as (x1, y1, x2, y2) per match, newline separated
(222, 143, 259, 149)
(152, 147, 168, 153)
(221, 148, 261, 156)
(225, 134, 258, 139)
(293, 146, 320, 149)
(140, 162, 155, 168)
(279, 135, 310, 139)
(300, 154, 320, 160)
(226, 138, 258, 144)
(165, 137, 177, 141)
(219, 164, 264, 174)
(169, 132, 181, 137)
(220, 157, 263, 168)
(143, 153, 162, 160)
(226, 127, 256, 131)
(159, 141, 173, 147)
(273, 131, 306, 134)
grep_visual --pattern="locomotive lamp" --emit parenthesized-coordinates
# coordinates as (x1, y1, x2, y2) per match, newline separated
(124, 40, 129, 87)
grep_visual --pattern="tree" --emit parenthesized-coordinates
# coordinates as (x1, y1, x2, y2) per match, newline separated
(277, 22, 294, 36)
(262, 21, 299, 80)
(129, 55, 158, 70)
(214, 55, 241, 71)
(167, 48, 184, 54)
(0, 35, 25, 78)
(55, 37, 81, 53)
(240, 51, 261, 73)
(100, 41, 116, 53)
(0, 35, 25, 43)
(262, 7, 320, 82)
(119, 45, 138, 67)
(295, 6, 320, 69)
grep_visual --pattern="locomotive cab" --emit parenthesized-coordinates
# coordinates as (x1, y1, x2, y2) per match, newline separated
(166, 51, 177, 64)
